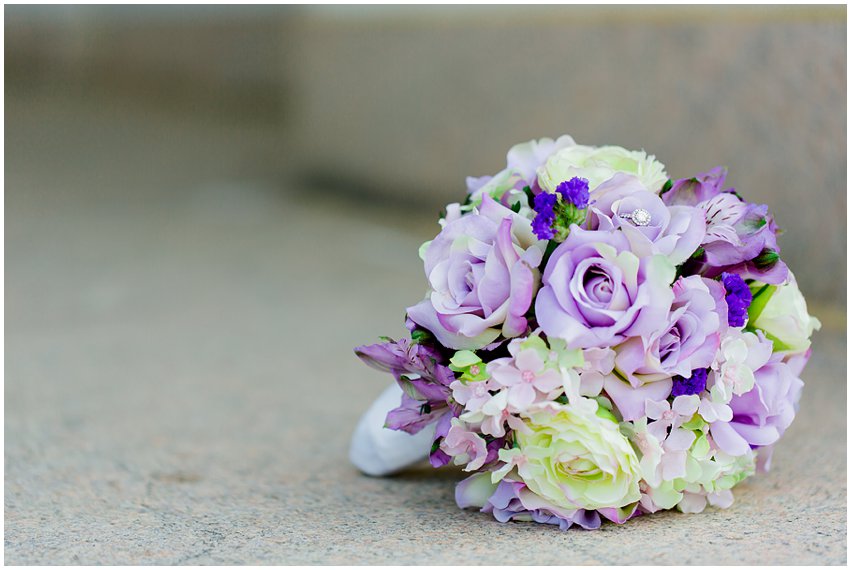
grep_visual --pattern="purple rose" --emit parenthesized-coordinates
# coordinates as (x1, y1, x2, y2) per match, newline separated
(535, 226, 675, 349)
(711, 351, 805, 456)
(407, 195, 544, 350)
(465, 175, 493, 195)
(465, 135, 575, 200)
(587, 174, 706, 265)
(454, 475, 639, 531)
(615, 275, 727, 385)
(663, 168, 788, 284)
(506, 135, 576, 191)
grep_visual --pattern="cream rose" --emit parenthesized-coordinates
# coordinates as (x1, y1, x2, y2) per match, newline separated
(512, 402, 642, 510)
(748, 272, 821, 354)
(537, 144, 668, 194)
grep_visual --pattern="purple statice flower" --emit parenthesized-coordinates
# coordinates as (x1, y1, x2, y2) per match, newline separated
(722, 272, 753, 327)
(671, 368, 708, 397)
(532, 192, 558, 240)
(556, 177, 590, 209)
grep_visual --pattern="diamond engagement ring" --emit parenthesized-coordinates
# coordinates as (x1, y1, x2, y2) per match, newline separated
(620, 208, 652, 226)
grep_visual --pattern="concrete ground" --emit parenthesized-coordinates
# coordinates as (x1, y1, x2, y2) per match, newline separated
(5, 93, 847, 565)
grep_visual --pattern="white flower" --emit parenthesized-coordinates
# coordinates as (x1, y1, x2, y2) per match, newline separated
(624, 417, 665, 487)
(698, 388, 733, 423)
(749, 272, 821, 355)
(706, 330, 773, 409)
(514, 401, 642, 510)
(537, 144, 668, 194)
(645, 395, 700, 441)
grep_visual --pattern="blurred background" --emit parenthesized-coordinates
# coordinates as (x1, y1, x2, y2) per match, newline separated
(5, 5, 847, 564)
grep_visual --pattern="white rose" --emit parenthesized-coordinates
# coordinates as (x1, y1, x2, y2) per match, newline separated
(749, 273, 821, 354)
(537, 144, 668, 194)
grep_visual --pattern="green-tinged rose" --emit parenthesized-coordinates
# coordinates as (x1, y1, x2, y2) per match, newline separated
(537, 145, 668, 194)
(748, 273, 821, 354)
(514, 402, 642, 510)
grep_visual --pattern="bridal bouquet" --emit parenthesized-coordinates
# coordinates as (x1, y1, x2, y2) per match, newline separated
(354, 135, 820, 530)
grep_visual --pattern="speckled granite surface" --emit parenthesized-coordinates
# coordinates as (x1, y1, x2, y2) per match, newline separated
(5, 93, 846, 565)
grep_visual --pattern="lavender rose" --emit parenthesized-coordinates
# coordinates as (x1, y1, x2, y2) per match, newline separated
(615, 275, 727, 385)
(407, 194, 545, 350)
(454, 474, 637, 531)
(587, 174, 706, 265)
(535, 226, 675, 349)
(467, 135, 576, 200)
(506, 135, 576, 191)
(710, 351, 805, 457)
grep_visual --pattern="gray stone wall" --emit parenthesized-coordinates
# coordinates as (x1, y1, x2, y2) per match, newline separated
(5, 5, 846, 305)
(289, 6, 846, 306)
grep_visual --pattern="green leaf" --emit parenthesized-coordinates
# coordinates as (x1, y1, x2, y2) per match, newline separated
(595, 405, 618, 423)
(397, 376, 421, 400)
(559, 348, 585, 370)
(594, 395, 614, 411)
(758, 329, 792, 352)
(541, 239, 561, 268)
(747, 283, 776, 323)
(410, 329, 433, 344)
(449, 350, 481, 368)
(680, 415, 706, 431)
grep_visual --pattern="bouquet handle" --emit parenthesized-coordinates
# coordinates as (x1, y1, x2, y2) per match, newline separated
(349, 382, 435, 476)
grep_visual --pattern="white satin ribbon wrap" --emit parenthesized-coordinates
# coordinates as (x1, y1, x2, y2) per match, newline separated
(349, 382, 435, 476)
